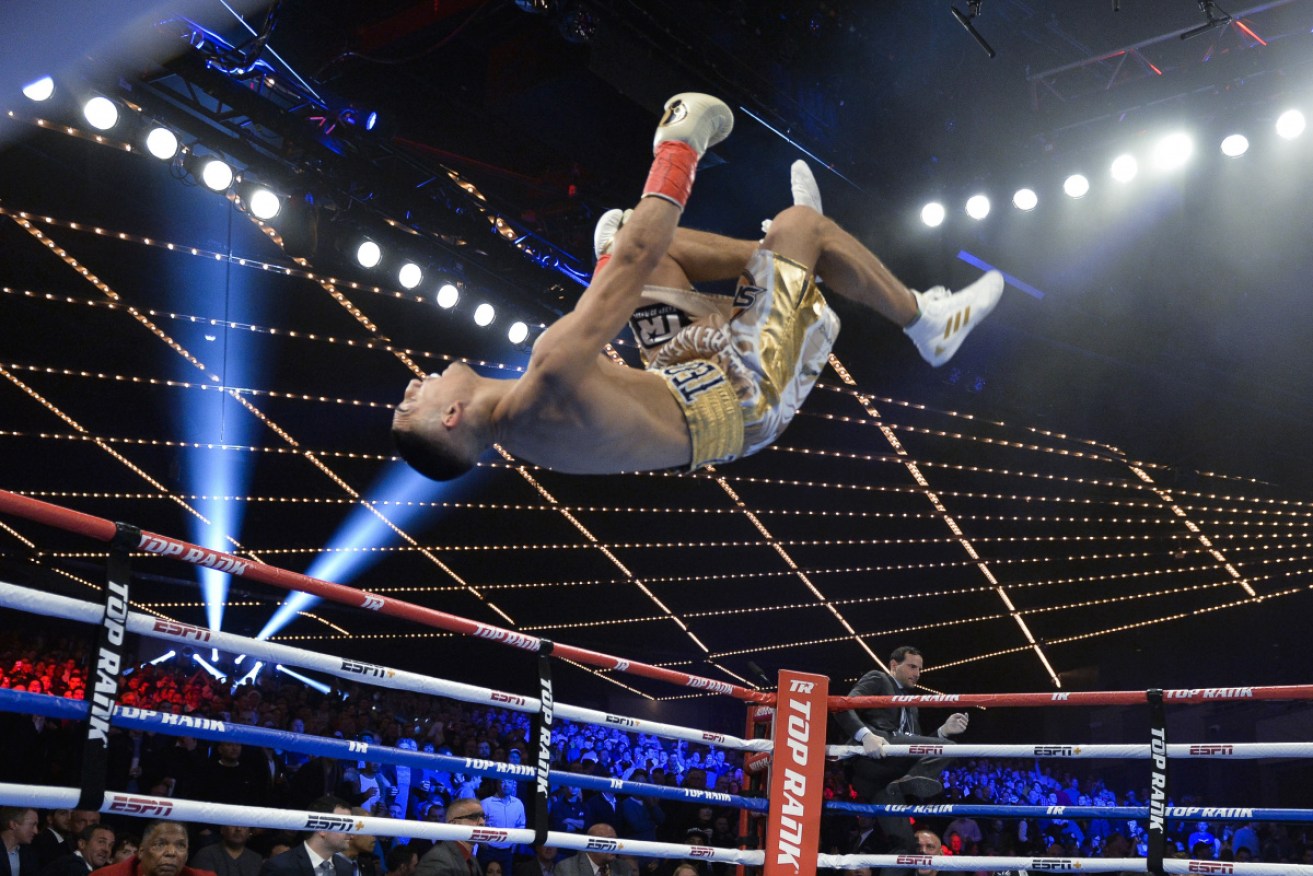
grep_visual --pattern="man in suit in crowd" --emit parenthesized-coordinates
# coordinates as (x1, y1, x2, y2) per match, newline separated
(31, 812, 73, 871)
(188, 827, 262, 876)
(553, 826, 630, 876)
(1, 808, 40, 876)
(383, 848, 416, 876)
(40, 825, 115, 876)
(512, 846, 556, 876)
(257, 797, 354, 876)
(87, 821, 212, 876)
(414, 798, 485, 876)
(835, 646, 969, 876)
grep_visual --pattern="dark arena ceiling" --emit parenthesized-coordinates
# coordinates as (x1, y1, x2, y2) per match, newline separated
(3, 0, 1313, 725)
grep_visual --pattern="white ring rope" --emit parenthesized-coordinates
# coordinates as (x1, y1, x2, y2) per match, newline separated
(0, 580, 770, 752)
(3, 784, 1309, 876)
(818, 855, 1313, 876)
(0, 783, 762, 866)
(827, 742, 1313, 759)
(4, 582, 1298, 767)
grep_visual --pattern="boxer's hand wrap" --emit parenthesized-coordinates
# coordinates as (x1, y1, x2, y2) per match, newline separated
(643, 141, 700, 210)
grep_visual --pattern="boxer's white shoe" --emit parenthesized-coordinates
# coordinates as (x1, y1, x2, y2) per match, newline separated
(791, 159, 822, 213)
(653, 93, 734, 157)
(593, 208, 632, 258)
(905, 270, 1005, 367)
(763, 160, 824, 234)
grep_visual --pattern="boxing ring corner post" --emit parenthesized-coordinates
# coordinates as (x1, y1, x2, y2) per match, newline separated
(763, 669, 829, 876)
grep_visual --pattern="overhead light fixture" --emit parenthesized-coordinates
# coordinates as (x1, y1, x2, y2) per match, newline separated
(474, 303, 496, 327)
(436, 283, 459, 309)
(398, 262, 423, 289)
(965, 194, 991, 220)
(920, 202, 946, 228)
(1152, 132, 1193, 171)
(82, 96, 119, 131)
(508, 321, 530, 345)
(1220, 134, 1249, 157)
(1063, 174, 1090, 199)
(338, 107, 380, 133)
(1275, 109, 1305, 140)
(356, 240, 382, 268)
(1110, 153, 1139, 183)
(22, 77, 54, 102)
(144, 126, 179, 160)
(1012, 188, 1038, 211)
(1180, 0, 1231, 40)
(242, 184, 282, 220)
(200, 158, 234, 192)
(950, 2, 996, 59)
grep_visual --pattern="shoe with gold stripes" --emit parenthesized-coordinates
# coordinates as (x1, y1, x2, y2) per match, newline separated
(905, 270, 1004, 367)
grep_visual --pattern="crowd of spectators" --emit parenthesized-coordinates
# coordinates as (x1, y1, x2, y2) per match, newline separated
(818, 756, 1313, 866)
(3, 631, 1313, 876)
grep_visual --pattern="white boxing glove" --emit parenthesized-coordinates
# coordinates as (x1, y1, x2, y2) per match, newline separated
(937, 712, 969, 738)
(593, 208, 633, 259)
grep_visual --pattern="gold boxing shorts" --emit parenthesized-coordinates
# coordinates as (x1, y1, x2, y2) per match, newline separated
(649, 249, 840, 470)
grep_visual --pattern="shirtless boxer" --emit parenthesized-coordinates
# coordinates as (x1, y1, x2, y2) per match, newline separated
(393, 93, 1003, 480)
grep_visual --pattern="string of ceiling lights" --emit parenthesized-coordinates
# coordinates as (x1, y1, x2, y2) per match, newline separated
(36, 542, 1313, 593)
(30, 487, 1297, 527)
(12, 415, 1309, 519)
(10, 81, 554, 347)
(915, 106, 1308, 227)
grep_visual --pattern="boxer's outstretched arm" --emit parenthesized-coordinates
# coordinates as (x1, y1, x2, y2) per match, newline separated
(667, 227, 757, 284)
(535, 197, 681, 381)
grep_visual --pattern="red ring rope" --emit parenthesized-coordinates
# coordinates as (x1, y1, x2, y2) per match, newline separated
(0, 488, 771, 703)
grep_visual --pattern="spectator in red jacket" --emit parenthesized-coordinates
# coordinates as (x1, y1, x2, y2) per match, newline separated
(89, 822, 213, 876)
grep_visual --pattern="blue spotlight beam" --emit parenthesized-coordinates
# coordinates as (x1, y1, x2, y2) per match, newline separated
(957, 250, 1048, 300)
(738, 106, 863, 191)
(192, 653, 226, 680)
(255, 462, 462, 640)
(274, 663, 330, 694)
(234, 660, 264, 688)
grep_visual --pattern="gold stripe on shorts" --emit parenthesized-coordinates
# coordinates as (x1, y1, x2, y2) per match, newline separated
(654, 359, 745, 470)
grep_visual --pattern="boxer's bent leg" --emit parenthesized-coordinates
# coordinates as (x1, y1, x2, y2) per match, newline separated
(762, 205, 919, 328)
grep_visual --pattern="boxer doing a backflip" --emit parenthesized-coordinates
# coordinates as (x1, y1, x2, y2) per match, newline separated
(393, 93, 1004, 480)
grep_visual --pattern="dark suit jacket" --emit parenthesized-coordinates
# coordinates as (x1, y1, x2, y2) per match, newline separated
(554, 856, 631, 876)
(258, 846, 352, 876)
(39, 854, 90, 876)
(581, 794, 620, 831)
(414, 843, 480, 876)
(32, 831, 74, 871)
(513, 860, 554, 876)
(834, 670, 919, 740)
(0, 844, 40, 876)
